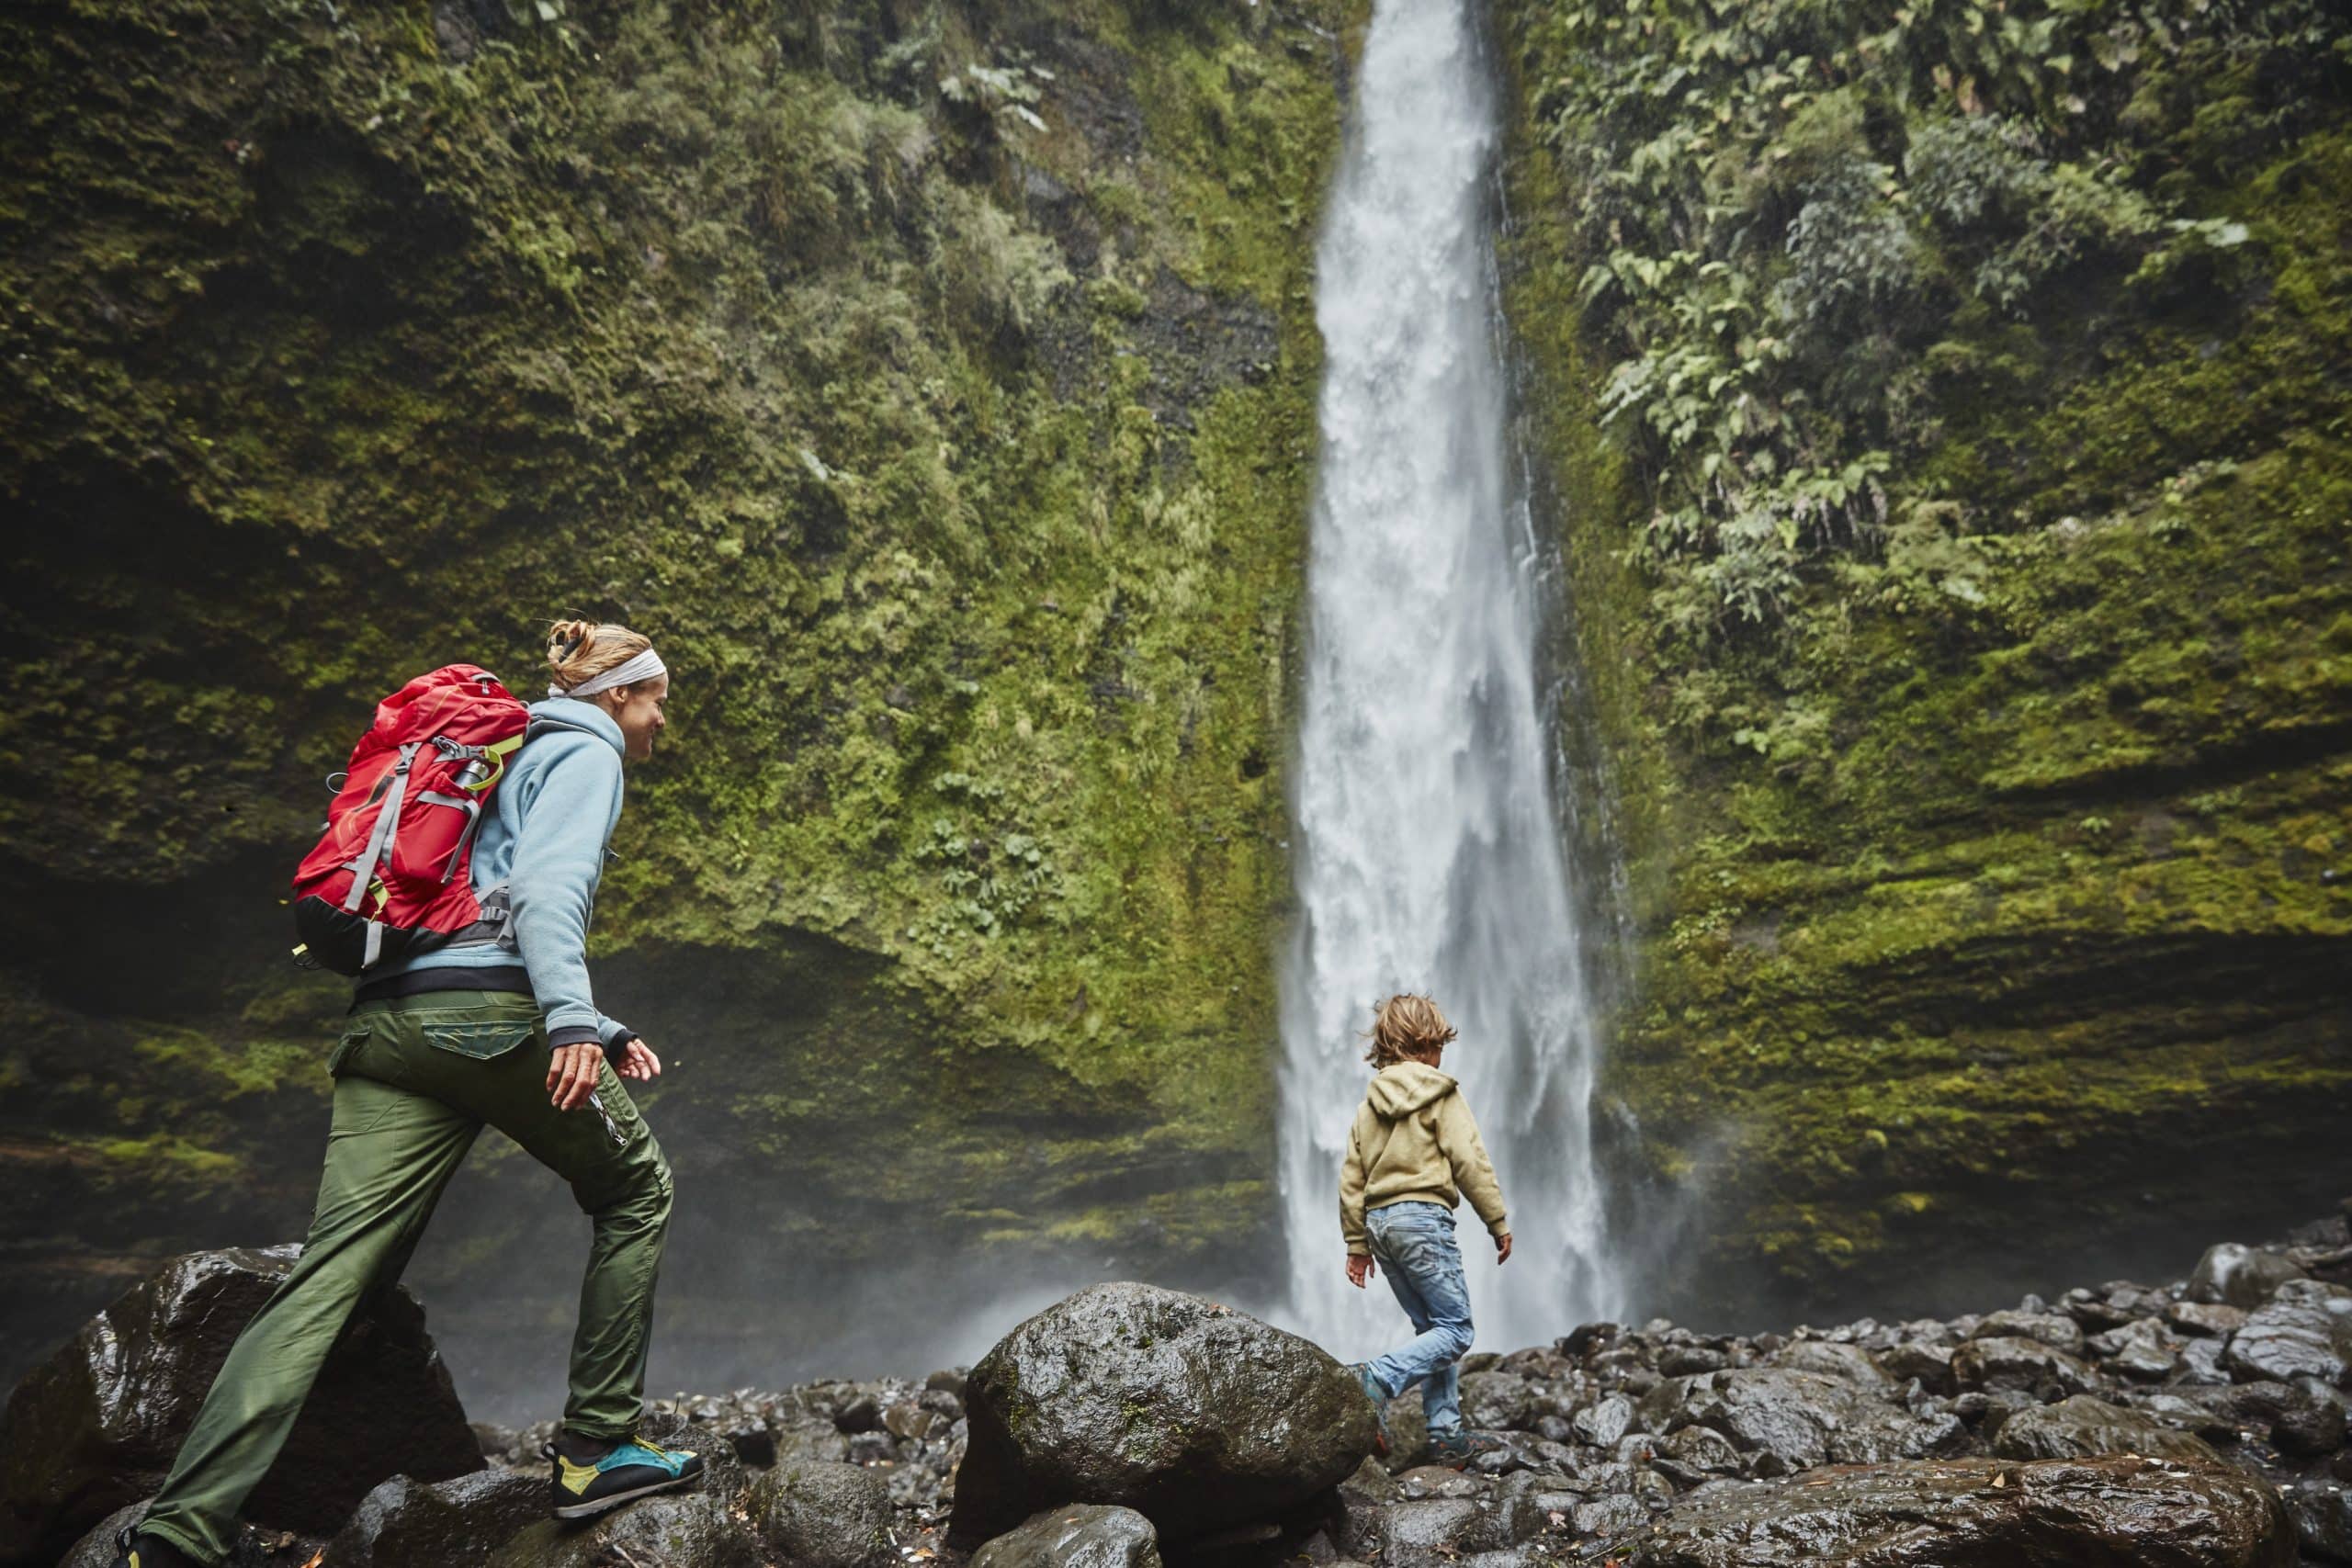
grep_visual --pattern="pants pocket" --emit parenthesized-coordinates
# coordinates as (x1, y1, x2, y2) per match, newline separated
(326, 1025, 369, 1077)
(417, 1018, 537, 1060)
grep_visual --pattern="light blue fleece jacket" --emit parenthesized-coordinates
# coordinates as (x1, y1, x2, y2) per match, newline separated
(368, 697, 632, 1050)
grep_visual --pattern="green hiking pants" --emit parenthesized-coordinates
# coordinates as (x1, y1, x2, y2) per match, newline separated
(140, 990, 672, 1566)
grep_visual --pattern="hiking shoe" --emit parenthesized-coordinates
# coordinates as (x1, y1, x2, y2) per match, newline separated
(111, 1527, 194, 1568)
(547, 1434, 706, 1519)
(1428, 1427, 1507, 1469)
(1348, 1362, 1391, 1457)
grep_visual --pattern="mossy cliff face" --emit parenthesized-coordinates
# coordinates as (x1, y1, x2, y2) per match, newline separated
(1496, 0, 2352, 1317)
(0, 0, 1363, 1384)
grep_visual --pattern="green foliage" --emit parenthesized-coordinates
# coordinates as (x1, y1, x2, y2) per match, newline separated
(0, 0, 1362, 1292)
(1524, 0, 2349, 639)
(1501, 0, 2352, 1300)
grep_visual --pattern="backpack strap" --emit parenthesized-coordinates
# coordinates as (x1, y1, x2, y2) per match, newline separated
(339, 742, 421, 913)
(439, 882, 518, 953)
(434, 716, 599, 953)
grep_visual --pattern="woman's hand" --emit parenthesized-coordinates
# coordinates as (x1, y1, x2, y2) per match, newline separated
(547, 1043, 604, 1110)
(617, 1038, 662, 1082)
(1346, 1254, 1376, 1289)
(1496, 1232, 1514, 1266)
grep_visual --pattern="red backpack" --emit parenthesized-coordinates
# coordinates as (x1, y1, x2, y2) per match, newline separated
(292, 664, 529, 975)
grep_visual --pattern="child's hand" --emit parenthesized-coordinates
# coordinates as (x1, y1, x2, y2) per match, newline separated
(1496, 1233, 1513, 1266)
(1346, 1254, 1375, 1289)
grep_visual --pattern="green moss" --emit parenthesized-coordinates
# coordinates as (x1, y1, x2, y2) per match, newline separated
(1498, 1, 2352, 1303)
(0, 0, 1365, 1314)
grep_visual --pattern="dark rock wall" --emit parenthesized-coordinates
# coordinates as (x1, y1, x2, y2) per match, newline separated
(0, 0, 1365, 1395)
(9, 0, 2349, 1400)
(1494, 0, 2352, 1320)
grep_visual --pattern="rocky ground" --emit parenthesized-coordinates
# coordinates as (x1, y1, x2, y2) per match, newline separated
(7, 1210, 2352, 1566)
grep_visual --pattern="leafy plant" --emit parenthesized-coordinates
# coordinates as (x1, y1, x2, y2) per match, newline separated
(1520, 0, 2346, 642)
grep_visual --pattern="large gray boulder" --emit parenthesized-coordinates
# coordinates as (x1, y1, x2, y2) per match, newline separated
(2184, 1379, 2349, 1457)
(1969, 1311, 2086, 1355)
(2190, 1244, 2308, 1309)
(2287, 1479, 2352, 1564)
(1370, 1483, 1568, 1568)
(1628, 1456, 2294, 1567)
(945, 1283, 1378, 1546)
(0, 1247, 481, 1565)
(750, 1458, 896, 1568)
(970, 1504, 1163, 1568)
(2087, 1316, 2184, 1382)
(1766, 1340, 1894, 1389)
(1950, 1336, 2095, 1398)
(1991, 1394, 2222, 1465)
(322, 1469, 544, 1567)
(1634, 1370, 1943, 1474)
(487, 1488, 762, 1568)
(2224, 1279, 2352, 1386)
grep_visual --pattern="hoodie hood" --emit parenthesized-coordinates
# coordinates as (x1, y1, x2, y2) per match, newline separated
(527, 696, 626, 759)
(1366, 1060, 1457, 1118)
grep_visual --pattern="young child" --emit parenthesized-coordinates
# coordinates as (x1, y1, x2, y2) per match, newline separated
(1340, 992, 1512, 1466)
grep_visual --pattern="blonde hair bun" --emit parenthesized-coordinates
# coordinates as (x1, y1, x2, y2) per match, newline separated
(547, 618, 654, 694)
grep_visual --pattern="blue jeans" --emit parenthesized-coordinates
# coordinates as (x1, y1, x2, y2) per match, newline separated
(1363, 1201, 1473, 1435)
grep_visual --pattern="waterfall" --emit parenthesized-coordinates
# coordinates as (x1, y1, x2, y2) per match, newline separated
(1275, 0, 1613, 1357)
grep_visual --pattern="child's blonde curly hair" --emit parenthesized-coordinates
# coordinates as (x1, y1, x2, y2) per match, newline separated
(1362, 993, 1459, 1068)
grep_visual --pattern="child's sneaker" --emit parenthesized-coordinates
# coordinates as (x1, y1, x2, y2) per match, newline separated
(1347, 1362, 1392, 1457)
(1428, 1427, 1506, 1469)
(110, 1528, 193, 1568)
(546, 1433, 706, 1518)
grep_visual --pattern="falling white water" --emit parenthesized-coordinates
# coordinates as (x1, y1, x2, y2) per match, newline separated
(1276, 0, 1613, 1358)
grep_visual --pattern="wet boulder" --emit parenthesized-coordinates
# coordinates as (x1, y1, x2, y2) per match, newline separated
(1628, 1455, 2294, 1567)
(2171, 1302, 2252, 1337)
(750, 1458, 896, 1568)
(1950, 1336, 2096, 1399)
(2086, 1317, 2185, 1382)
(2287, 1479, 2352, 1563)
(1660, 1344, 1730, 1377)
(1969, 1311, 2086, 1356)
(1766, 1340, 1893, 1390)
(1377, 1485, 1562, 1568)
(0, 1247, 481, 1566)
(1635, 1370, 1930, 1474)
(1576, 1492, 1653, 1539)
(2189, 1380, 2348, 1457)
(1459, 1371, 1538, 1430)
(1658, 1424, 1743, 1476)
(1883, 1338, 1957, 1393)
(2191, 1244, 2308, 1309)
(2224, 1280, 2352, 1387)
(1991, 1395, 2222, 1465)
(946, 1283, 1378, 1546)
(487, 1488, 762, 1568)
(1573, 1393, 1636, 1448)
(1332, 1456, 1398, 1560)
(971, 1504, 1162, 1568)
(322, 1469, 544, 1568)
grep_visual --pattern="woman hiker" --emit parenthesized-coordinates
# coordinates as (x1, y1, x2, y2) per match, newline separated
(117, 620, 701, 1568)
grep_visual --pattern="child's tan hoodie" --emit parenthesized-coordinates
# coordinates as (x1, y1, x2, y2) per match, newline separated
(1339, 1059, 1510, 1256)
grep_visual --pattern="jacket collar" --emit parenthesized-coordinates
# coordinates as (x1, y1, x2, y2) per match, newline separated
(527, 697, 627, 759)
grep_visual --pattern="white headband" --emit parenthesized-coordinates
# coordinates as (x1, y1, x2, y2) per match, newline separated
(553, 647, 667, 700)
